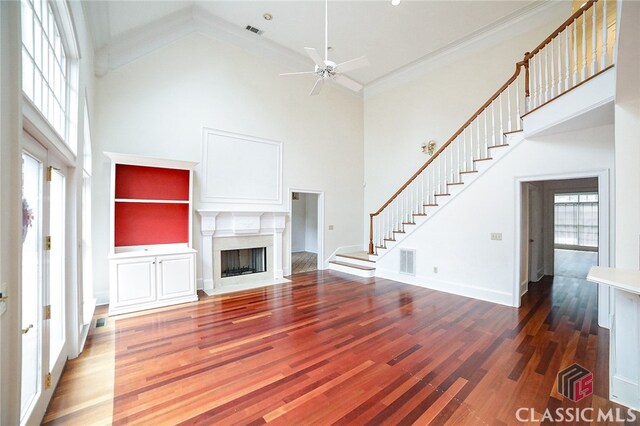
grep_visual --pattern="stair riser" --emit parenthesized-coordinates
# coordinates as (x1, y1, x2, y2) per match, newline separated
(334, 256, 375, 268)
(328, 262, 376, 278)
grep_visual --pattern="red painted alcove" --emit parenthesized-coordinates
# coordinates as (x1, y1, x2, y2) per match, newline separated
(115, 164, 190, 201)
(115, 203, 189, 247)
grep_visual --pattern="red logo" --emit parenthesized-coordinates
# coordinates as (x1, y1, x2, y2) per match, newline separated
(558, 363, 593, 402)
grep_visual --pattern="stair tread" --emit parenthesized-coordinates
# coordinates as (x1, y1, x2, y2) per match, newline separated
(488, 143, 509, 149)
(329, 260, 376, 271)
(473, 157, 493, 162)
(336, 252, 375, 263)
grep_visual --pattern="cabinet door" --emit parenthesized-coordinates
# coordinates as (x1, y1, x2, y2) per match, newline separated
(111, 257, 156, 307)
(157, 253, 195, 300)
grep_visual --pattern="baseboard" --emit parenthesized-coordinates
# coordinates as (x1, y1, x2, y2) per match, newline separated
(520, 279, 529, 296)
(375, 268, 513, 307)
(95, 290, 110, 306)
(197, 278, 204, 290)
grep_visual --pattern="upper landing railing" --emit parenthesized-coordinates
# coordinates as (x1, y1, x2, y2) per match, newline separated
(369, 0, 616, 255)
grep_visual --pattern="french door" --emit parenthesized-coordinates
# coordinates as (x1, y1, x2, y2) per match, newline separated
(20, 132, 67, 425)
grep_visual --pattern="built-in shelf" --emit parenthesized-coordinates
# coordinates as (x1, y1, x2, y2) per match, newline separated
(115, 199, 190, 204)
(106, 152, 199, 316)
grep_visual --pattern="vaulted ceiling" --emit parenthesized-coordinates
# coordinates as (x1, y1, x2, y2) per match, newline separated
(84, 1, 559, 86)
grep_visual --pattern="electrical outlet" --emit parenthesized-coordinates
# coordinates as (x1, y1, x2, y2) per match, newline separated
(491, 233, 502, 241)
(328, 225, 334, 230)
(433, 266, 438, 273)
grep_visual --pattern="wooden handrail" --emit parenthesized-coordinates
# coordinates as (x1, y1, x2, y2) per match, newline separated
(370, 62, 524, 218)
(526, 0, 596, 60)
(368, 0, 601, 255)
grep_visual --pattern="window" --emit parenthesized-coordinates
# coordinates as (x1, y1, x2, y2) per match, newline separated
(21, 0, 77, 152)
(81, 101, 94, 325)
(554, 193, 599, 248)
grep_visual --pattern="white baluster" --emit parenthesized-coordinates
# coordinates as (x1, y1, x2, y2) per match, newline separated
(456, 137, 461, 182)
(581, 11, 587, 80)
(491, 101, 496, 146)
(557, 32, 562, 94)
(601, 0, 608, 68)
(550, 39, 556, 98)
(498, 92, 504, 143)
(515, 78, 521, 130)
(476, 118, 481, 159)
(565, 27, 571, 90)
(507, 85, 512, 132)
(573, 18, 578, 85)
(592, 2, 598, 75)
(544, 46, 550, 102)
(538, 51, 544, 104)
(483, 110, 488, 157)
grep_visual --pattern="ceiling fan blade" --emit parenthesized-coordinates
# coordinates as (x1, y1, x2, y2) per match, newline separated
(334, 56, 369, 73)
(280, 71, 316, 76)
(304, 47, 326, 68)
(334, 74, 363, 92)
(309, 78, 324, 96)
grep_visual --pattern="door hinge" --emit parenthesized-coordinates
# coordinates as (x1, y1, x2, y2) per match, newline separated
(45, 236, 51, 250)
(45, 372, 52, 389)
(44, 304, 51, 320)
(46, 166, 52, 182)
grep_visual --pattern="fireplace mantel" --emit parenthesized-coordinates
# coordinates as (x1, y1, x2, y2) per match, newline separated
(197, 210, 287, 295)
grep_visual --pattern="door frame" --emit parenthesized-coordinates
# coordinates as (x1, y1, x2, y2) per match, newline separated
(514, 170, 611, 328)
(287, 188, 325, 274)
(20, 132, 69, 426)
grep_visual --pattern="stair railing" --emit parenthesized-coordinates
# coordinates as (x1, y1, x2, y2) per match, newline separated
(368, 0, 615, 255)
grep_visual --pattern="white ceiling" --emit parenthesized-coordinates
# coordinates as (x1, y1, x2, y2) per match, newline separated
(85, 0, 554, 85)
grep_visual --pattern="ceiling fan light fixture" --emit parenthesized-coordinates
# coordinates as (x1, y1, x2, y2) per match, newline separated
(391, 0, 401, 5)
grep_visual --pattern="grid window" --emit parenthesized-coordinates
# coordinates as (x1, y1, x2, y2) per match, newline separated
(21, 0, 70, 145)
(554, 193, 599, 248)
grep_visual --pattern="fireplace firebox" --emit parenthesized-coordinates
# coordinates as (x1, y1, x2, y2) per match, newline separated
(221, 247, 267, 278)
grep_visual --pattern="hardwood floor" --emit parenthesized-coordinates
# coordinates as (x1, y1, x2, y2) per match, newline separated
(291, 251, 318, 274)
(43, 270, 636, 425)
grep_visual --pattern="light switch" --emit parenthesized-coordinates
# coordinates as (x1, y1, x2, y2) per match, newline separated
(491, 233, 502, 241)
(328, 225, 334, 230)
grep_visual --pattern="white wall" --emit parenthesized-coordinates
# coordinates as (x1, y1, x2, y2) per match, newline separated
(614, 0, 640, 270)
(375, 125, 614, 306)
(363, 3, 570, 243)
(291, 193, 306, 252)
(305, 193, 318, 253)
(94, 33, 364, 302)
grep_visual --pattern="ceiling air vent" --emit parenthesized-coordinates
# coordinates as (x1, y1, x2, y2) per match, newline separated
(245, 25, 264, 35)
(399, 249, 416, 275)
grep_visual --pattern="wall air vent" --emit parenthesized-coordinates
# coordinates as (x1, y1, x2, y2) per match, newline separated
(245, 25, 264, 35)
(399, 249, 416, 275)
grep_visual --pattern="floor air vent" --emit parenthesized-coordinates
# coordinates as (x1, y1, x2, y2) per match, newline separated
(399, 249, 416, 275)
(95, 317, 107, 328)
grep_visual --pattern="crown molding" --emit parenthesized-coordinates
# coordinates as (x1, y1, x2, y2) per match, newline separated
(363, 0, 567, 99)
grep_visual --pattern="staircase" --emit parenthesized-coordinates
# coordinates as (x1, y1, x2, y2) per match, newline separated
(329, 0, 616, 278)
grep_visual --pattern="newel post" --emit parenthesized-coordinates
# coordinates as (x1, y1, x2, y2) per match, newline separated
(368, 214, 375, 255)
(523, 52, 531, 113)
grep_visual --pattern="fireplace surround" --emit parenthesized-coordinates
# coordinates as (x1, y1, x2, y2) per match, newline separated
(197, 211, 287, 295)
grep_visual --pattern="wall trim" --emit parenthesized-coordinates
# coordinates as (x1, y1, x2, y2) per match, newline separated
(376, 268, 513, 307)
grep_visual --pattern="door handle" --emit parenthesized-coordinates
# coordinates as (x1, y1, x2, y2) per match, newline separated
(22, 324, 33, 334)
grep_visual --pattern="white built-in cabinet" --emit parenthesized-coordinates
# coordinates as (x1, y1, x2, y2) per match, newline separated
(106, 152, 198, 315)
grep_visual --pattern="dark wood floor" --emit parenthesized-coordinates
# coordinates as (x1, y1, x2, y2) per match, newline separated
(44, 270, 637, 425)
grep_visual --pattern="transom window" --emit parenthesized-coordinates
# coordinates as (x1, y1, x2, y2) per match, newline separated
(21, 0, 73, 149)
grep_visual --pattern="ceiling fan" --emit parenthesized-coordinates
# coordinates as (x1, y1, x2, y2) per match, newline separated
(280, 0, 369, 96)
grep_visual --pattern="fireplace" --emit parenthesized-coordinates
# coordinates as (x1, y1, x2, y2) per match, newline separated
(221, 247, 267, 277)
(197, 210, 287, 295)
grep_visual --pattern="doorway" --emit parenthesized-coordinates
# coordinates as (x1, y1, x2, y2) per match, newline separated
(20, 132, 68, 424)
(515, 172, 609, 327)
(290, 191, 323, 274)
